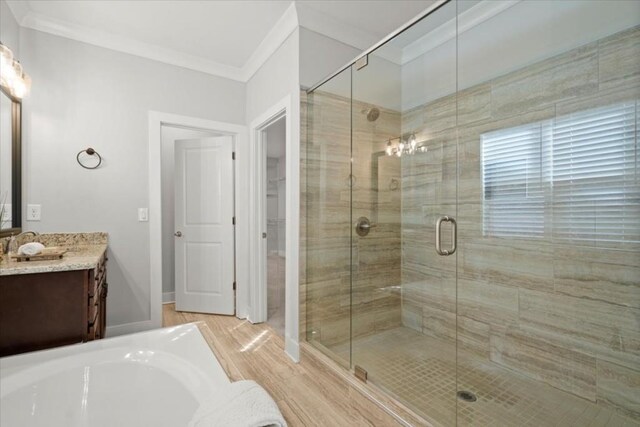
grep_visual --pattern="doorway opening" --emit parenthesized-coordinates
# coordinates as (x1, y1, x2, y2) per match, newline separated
(160, 125, 221, 305)
(263, 117, 286, 336)
(247, 95, 298, 360)
(161, 125, 235, 315)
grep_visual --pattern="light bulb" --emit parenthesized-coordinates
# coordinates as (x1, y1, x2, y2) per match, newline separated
(3, 60, 20, 90)
(11, 73, 30, 98)
(385, 142, 393, 156)
(3, 61, 16, 84)
(398, 141, 405, 151)
(11, 61, 22, 82)
(22, 73, 31, 93)
(0, 43, 13, 72)
(409, 134, 417, 149)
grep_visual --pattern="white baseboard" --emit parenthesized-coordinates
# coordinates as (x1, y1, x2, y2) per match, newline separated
(285, 336, 300, 363)
(162, 292, 175, 304)
(105, 320, 155, 338)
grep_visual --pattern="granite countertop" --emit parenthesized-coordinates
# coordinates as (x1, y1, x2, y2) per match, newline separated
(0, 233, 108, 277)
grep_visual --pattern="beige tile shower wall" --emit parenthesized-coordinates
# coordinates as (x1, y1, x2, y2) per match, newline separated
(401, 26, 640, 420)
(303, 90, 402, 352)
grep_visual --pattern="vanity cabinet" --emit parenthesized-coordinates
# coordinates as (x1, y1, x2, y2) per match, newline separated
(0, 253, 108, 357)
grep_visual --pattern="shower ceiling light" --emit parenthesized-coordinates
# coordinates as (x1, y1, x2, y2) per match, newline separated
(0, 42, 31, 99)
(385, 134, 427, 157)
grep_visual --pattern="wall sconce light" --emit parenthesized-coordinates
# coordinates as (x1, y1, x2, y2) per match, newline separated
(385, 133, 427, 157)
(0, 42, 31, 99)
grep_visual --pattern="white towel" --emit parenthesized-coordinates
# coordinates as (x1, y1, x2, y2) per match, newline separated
(189, 380, 287, 427)
(18, 242, 45, 256)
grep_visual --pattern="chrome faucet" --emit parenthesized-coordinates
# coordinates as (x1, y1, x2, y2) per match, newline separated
(16, 231, 39, 239)
(3, 230, 40, 254)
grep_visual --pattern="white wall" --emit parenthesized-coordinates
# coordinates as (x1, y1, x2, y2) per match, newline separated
(19, 27, 245, 333)
(246, 31, 300, 124)
(246, 29, 300, 359)
(161, 126, 221, 302)
(1, 0, 19, 56)
(300, 27, 402, 111)
(299, 28, 360, 89)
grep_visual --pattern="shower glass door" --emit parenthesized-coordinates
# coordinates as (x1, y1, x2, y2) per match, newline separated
(350, 2, 459, 424)
(305, 66, 353, 369)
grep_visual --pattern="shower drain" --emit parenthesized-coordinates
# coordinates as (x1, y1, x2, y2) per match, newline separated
(457, 390, 477, 402)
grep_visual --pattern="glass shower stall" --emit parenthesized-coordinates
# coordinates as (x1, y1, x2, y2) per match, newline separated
(304, 0, 640, 425)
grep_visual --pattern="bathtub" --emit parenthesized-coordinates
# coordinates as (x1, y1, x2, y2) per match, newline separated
(0, 323, 231, 427)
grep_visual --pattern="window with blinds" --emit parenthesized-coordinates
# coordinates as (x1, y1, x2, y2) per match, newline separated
(482, 100, 639, 243)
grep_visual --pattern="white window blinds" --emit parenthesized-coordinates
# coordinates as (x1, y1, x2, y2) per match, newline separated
(482, 100, 639, 243)
(482, 123, 545, 238)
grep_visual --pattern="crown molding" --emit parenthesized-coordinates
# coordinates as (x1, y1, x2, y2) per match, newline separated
(11, 6, 246, 81)
(5, 0, 300, 83)
(5, 0, 521, 83)
(401, 0, 520, 64)
(241, 2, 299, 81)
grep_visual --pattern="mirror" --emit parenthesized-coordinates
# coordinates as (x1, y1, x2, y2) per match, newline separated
(0, 86, 21, 236)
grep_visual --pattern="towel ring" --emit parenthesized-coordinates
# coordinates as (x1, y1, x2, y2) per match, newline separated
(76, 147, 102, 169)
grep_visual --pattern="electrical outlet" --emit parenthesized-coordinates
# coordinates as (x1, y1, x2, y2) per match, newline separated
(138, 208, 149, 222)
(27, 204, 41, 221)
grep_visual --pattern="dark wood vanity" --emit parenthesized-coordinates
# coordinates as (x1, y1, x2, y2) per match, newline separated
(0, 233, 108, 357)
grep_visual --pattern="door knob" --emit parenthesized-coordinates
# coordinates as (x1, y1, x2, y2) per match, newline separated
(174, 231, 182, 237)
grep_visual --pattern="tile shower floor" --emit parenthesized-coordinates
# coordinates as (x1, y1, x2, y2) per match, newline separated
(327, 327, 638, 427)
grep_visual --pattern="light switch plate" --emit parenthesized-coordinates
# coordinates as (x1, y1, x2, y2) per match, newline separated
(27, 204, 41, 221)
(138, 208, 149, 222)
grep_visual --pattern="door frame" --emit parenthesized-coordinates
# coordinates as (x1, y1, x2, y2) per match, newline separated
(148, 111, 249, 328)
(248, 95, 299, 360)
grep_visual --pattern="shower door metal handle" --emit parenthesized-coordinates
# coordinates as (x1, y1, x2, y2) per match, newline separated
(435, 216, 457, 256)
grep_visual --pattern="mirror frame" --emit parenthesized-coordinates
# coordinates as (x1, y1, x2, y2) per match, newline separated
(0, 85, 22, 237)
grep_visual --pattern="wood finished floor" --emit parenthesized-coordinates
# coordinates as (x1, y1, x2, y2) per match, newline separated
(162, 304, 403, 427)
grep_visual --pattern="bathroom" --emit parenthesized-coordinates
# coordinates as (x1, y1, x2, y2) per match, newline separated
(1, 0, 639, 426)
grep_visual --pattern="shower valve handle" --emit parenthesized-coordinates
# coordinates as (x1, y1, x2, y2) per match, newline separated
(355, 217, 376, 237)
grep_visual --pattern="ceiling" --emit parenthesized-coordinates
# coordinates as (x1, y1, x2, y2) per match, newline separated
(6, 0, 433, 82)
(18, 1, 292, 69)
(299, 1, 433, 43)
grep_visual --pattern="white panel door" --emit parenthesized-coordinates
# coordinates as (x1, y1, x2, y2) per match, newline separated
(175, 136, 234, 314)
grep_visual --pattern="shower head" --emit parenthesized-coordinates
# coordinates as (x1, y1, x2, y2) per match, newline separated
(363, 107, 380, 122)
